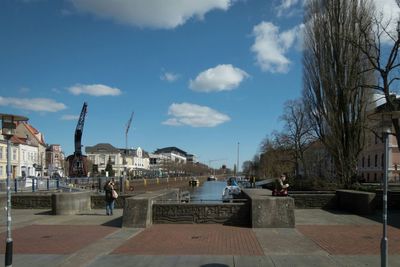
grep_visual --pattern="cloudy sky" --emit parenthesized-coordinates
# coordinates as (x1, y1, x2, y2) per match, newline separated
(0, 0, 398, 170)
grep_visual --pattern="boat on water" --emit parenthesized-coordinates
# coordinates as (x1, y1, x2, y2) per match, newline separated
(207, 175, 217, 181)
(222, 177, 242, 202)
(189, 177, 200, 187)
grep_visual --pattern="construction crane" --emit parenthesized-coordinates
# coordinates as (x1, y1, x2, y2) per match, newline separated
(125, 111, 134, 151)
(67, 102, 88, 177)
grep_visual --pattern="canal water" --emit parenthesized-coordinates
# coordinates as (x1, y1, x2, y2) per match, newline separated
(189, 180, 227, 202)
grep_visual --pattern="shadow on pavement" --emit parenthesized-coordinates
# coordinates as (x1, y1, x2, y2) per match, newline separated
(34, 210, 52, 215)
(102, 216, 123, 227)
(200, 264, 229, 267)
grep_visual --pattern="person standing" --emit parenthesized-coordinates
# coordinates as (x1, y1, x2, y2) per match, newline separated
(104, 178, 116, 215)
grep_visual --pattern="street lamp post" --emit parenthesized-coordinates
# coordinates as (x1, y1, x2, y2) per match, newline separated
(369, 108, 400, 267)
(0, 113, 28, 267)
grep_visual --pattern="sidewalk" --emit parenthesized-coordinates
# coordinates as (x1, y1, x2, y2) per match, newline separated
(0, 209, 399, 266)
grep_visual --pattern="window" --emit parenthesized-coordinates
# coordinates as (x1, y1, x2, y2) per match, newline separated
(367, 155, 370, 167)
(381, 154, 384, 169)
(0, 147, 3, 160)
(362, 156, 365, 168)
(374, 173, 377, 182)
(375, 154, 378, 167)
(12, 148, 17, 161)
(99, 155, 106, 166)
(375, 135, 378, 144)
(0, 166, 3, 176)
(109, 155, 115, 165)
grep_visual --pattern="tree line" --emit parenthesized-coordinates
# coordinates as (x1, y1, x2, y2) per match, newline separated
(242, 0, 400, 189)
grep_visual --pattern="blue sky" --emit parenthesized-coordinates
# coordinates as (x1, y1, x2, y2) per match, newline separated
(1, 0, 396, 170)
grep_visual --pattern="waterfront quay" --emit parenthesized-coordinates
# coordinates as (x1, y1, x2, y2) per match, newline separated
(0, 208, 399, 267)
(1, 181, 400, 266)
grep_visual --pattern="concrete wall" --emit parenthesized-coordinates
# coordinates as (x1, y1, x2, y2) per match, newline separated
(152, 203, 250, 226)
(51, 191, 92, 215)
(290, 191, 337, 209)
(336, 190, 376, 215)
(242, 189, 295, 228)
(12, 193, 52, 209)
(122, 189, 179, 228)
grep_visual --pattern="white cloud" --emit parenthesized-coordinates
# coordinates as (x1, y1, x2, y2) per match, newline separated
(163, 102, 230, 127)
(69, 0, 232, 29)
(373, 0, 400, 45)
(251, 22, 303, 73)
(275, 0, 305, 17)
(0, 97, 66, 112)
(68, 84, 122, 96)
(189, 64, 249, 92)
(161, 72, 180, 82)
(61, 114, 80, 120)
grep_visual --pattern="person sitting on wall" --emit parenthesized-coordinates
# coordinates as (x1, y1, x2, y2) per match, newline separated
(273, 174, 289, 196)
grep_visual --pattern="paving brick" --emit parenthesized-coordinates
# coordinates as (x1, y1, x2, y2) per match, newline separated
(297, 225, 400, 255)
(0, 225, 118, 254)
(113, 224, 264, 256)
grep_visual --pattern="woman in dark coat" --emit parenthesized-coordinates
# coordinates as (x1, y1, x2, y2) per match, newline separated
(104, 179, 116, 215)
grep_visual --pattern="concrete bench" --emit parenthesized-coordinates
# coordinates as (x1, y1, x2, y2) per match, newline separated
(242, 189, 295, 228)
(122, 189, 179, 228)
(51, 191, 91, 215)
(336, 189, 376, 215)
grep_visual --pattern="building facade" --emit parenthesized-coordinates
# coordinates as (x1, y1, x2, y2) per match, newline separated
(85, 143, 150, 177)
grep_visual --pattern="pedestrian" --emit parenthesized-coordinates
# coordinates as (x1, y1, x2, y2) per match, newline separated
(273, 174, 289, 196)
(104, 178, 116, 215)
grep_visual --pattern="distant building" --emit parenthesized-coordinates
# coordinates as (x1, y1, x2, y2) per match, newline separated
(154, 147, 187, 164)
(85, 143, 149, 177)
(46, 144, 65, 177)
(15, 122, 46, 176)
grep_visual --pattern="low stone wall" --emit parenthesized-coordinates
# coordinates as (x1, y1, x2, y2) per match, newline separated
(91, 194, 137, 209)
(242, 188, 295, 228)
(12, 193, 52, 209)
(374, 190, 400, 210)
(122, 189, 180, 228)
(52, 191, 91, 215)
(152, 203, 250, 226)
(336, 189, 376, 215)
(290, 191, 337, 209)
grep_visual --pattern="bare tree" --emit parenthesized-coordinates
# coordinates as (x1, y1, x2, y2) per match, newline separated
(303, 0, 374, 186)
(280, 98, 316, 178)
(354, 1, 400, 147)
(259, 135, 295, 178)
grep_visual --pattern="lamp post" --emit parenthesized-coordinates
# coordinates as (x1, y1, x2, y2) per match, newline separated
(369, 109, 400, 267)
(0, 113, 29, 267)
(236, 142, 240, 176)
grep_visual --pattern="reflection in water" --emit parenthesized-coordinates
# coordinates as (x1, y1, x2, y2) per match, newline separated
(189, 181, 227, 202)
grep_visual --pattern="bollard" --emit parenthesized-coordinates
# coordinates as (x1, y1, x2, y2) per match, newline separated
(144, 179, 147, 186)
(98, 178, 101, 192)
(14, 179, 17, 193)
(32, 178, 35, 192)
(156, 178, 159, 184)
(47, 179, 50, 191)
(56, 178, 60, 190)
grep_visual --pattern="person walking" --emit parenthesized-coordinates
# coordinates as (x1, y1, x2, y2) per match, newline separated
(104, 178, 116, 215)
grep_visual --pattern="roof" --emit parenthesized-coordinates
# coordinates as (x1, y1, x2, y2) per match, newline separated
(154, 146, 187, 156)
(17, 122, 46, 145)
(85, 143, 120, 153)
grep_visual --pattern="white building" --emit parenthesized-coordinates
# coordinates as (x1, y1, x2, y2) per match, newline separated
(85, 143, 150, 177)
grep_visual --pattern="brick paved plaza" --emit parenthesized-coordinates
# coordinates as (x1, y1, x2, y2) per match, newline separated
(0, 209, 399, 266)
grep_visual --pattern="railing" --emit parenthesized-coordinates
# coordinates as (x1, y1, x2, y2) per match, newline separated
(0, 177, 63, 193)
